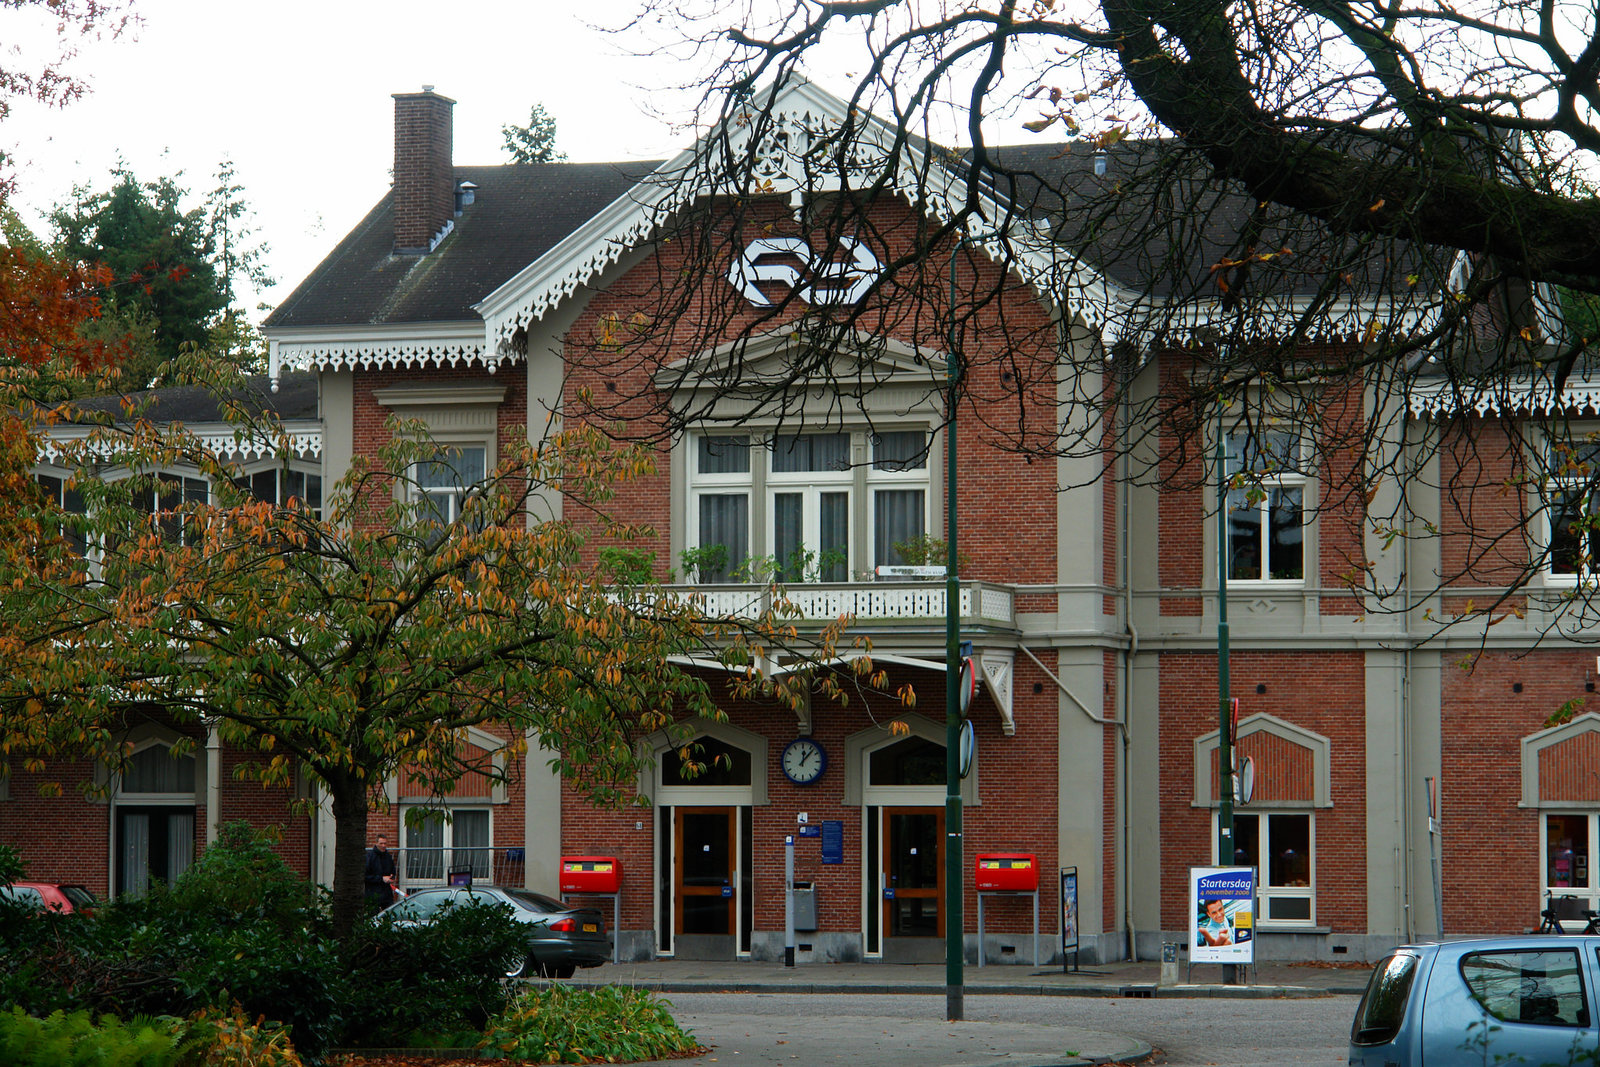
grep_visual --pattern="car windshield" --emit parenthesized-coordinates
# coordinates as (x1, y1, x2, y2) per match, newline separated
(1352, 953, 1420, 1046)
(502, 889, 567, 914)
(60, 886, 95, 910)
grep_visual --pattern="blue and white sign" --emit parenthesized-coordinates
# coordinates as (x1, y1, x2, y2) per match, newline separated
(728, 237, 882, 306)
(1189, 866, 1256, 965)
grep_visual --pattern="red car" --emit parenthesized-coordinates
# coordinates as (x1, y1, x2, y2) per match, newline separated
(0, 881, 97, 915)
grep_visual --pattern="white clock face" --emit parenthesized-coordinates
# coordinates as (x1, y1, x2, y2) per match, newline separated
(782, 738, 825, 783)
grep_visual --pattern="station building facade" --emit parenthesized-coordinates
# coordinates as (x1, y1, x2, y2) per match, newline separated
(7, 81, 1600, 965)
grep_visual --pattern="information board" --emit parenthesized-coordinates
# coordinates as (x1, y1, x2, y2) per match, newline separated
(1059, 866, 1080, 960)
(1189, 866, 1256, 965)
(821, 820, 844, 864)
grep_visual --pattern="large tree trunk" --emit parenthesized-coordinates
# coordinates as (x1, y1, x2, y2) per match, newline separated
(328, 778, 371, 940)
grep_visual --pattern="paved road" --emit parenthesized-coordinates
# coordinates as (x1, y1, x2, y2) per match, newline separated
(655, 991, 1358, 1067)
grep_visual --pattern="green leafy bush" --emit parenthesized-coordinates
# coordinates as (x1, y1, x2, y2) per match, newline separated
(480, 984, 700, 1064)
(338, 897, 528, 1048)
(0, 1006, 181, 1067)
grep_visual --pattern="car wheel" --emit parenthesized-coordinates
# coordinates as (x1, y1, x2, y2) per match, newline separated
(536, 961, 576, 980)
(505, 954, 533, 980)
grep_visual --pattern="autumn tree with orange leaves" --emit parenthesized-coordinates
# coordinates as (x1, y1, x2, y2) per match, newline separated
(0, 374, 889, 936)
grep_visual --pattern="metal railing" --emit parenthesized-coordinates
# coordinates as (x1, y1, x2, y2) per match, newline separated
(396, 847, 525, 888)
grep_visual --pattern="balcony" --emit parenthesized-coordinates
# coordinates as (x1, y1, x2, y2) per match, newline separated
(671, 579, 1017, 631)
(398, 846, 524, 889)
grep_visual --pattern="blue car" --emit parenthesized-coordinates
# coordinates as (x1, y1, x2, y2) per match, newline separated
(1350, 937, 1600, 1067)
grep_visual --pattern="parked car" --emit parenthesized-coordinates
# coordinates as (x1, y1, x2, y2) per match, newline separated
(378, 885, 609, 979)
(1350, 937, 1600, 1067)
(0, 881, 97, 915)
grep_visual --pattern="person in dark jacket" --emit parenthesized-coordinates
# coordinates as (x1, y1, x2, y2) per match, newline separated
(365, 833, 397, 907)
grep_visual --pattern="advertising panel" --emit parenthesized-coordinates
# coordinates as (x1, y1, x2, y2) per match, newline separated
(1189, 866, 1256, 965)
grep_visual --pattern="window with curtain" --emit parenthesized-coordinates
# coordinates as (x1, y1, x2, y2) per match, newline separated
(1224, 429, 1307, 583)
(415, 445, 487, 528)
(871, 431, 928, 568)
(686, 428, 930, 584)
(237, 466, 323, 518)
(404, 808, 493, 883)
(1546, 439, 1600, 581)
(132, 473, 209, 545)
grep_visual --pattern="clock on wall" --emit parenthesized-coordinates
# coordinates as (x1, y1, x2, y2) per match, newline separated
(781, 737, 827, 784)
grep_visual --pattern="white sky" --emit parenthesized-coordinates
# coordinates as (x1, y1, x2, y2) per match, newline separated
(1, 1, 707, 315)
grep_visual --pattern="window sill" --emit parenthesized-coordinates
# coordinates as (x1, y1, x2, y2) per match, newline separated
(1254, 924, 1329, 935)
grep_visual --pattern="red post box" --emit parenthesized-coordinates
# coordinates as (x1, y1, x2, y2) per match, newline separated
(975, 853, 1039, 892)
(560, 856, 623, 894)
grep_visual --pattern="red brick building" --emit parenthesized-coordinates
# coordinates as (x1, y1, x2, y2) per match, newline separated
(10, 80, 1598, 966)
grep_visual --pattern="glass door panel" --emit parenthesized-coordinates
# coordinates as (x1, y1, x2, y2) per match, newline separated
(883, 808, 943, 938)
(676, 807, 735, 935)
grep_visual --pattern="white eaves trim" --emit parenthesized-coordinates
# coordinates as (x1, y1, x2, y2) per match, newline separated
(1408, 378, 1600, 419)
(40, 424, 323, 464)
(472, 77, 1098, 349)
(265, 322, 491, 384)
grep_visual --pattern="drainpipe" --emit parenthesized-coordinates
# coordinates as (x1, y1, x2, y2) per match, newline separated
(1121, 370, 1137, 961)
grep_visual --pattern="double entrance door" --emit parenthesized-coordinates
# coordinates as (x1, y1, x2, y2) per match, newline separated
(662, 806, 751, 959)
(659, 804, 946, 960)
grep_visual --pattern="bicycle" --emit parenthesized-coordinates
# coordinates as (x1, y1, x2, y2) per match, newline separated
(1539, 891, 1600, 934)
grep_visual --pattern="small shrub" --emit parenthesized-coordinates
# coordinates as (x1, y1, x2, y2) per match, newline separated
(0, 1005, 181, 1067)
(338, 898, 527, 1047)
(480, 984, 699, 1064)
(176, 1002, 304, 1067)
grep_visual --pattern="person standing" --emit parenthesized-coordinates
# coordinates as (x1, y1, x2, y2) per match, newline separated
(365, 833, 397, 907)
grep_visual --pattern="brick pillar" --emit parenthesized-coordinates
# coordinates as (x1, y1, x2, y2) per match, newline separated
(392, 87, 455, 254)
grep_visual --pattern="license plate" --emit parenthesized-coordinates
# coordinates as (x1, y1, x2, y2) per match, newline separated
(582, 923, 598, 933)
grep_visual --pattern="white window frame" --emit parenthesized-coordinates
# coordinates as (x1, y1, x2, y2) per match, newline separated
(399, 804, 494, 887)
(1542, 811, 1600, 916)
(687, 435, 754, 583)
(1223, 428, 1309, 585)
(685, 428, 931, 584)
(867, 431, 930, 570)
(235, 463, 324, 519)
(767, 432, 853, 582)
(412, 443, 489, 528)
(1541, 435, 1600, 584)
(1214, 809, 1317, 927)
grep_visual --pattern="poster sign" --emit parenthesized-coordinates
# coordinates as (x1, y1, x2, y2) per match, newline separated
(1059, 866, 1080, 958)
(1189, 866, 1255, 964)
(821, 820, 844, 865)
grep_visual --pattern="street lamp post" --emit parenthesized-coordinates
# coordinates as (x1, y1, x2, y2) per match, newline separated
(1215, 409, 1237, 986)
(944, 236, 969, 1022)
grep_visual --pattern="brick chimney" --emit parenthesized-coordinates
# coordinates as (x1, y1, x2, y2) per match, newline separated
(392, 87, 455, 254)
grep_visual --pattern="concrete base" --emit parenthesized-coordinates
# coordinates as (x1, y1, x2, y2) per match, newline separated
(1133, 928, 1392, 964)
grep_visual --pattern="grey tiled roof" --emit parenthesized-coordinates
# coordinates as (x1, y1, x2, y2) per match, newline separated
(73, 371, 320, 424)
(263, 162, 661, 330)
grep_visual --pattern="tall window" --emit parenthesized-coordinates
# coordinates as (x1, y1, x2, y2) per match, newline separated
(1224, 429, 1306, 582)
(871, 431, 928, 568)
(1546, 440, 1600, 581)
(238, 467, 323, 518)
(685, 428, 929, 583)
(691, 436, 751, 583)
(770, 433, 851, 581)
(1222, 811, 1315, 925)
(133, 474, 208, 545)
(36, 473, 88, 555)
(403, 808, 491, 883)
(415, 446, 487, 527)
(1545, 812, 1599, 913)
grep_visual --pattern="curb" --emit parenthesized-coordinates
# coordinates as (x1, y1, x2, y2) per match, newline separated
(599, 978, 1359, 999)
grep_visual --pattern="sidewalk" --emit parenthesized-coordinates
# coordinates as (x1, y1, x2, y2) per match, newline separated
(568, 956, 1373, 998)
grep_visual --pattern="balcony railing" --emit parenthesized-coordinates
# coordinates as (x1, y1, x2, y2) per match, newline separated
(397, 847, 525, 889)
(671, 579, 1016, 629)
